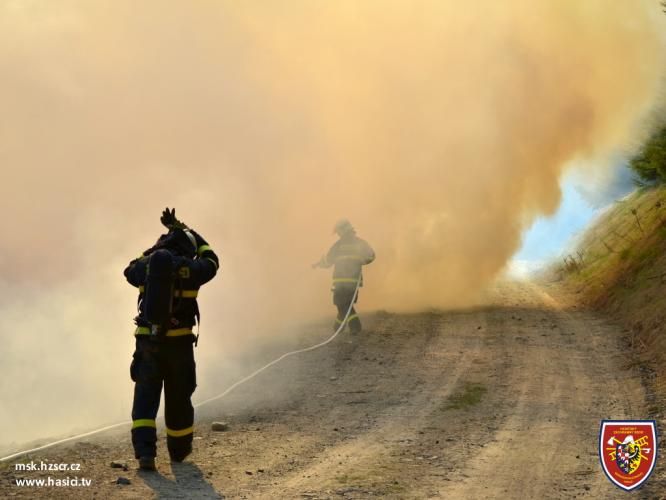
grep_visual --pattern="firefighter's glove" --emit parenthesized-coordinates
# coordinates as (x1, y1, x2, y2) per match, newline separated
(160, 207, 188, 230)
(312, 256, 326, 269)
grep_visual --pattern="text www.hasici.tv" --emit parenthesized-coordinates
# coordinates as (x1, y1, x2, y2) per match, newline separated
(13, 461, 91, 487)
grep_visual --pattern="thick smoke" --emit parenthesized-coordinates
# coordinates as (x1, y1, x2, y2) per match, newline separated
(1, 1, 664, 445)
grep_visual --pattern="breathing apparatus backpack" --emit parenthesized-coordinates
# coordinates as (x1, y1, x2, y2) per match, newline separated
(143, 249, 176, 335)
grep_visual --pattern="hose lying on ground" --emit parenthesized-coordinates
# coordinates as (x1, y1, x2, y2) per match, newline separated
(0, 279, 361, 463)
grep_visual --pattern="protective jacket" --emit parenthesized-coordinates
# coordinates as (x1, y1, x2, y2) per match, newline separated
(318, 231, 374, 334)
(124, 229, 219, 461)
(321, 232, 375, 289)
(124, 235, 219, 339)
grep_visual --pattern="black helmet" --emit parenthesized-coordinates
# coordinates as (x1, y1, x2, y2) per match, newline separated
(151, 228, 198, 258)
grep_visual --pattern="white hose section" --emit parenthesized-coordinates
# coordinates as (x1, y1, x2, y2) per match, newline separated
(0, 280, 361, 463)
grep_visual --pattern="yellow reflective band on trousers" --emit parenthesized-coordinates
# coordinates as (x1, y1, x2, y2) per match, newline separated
(336, 314, 358, 325)
(166, 426, 194, 437)
(134, 327, 194, 337)
(205, 257, 219, 269)
(137, 286, 197, 298)
(132, 419, 156, 429)
(197, 245, 213, 257)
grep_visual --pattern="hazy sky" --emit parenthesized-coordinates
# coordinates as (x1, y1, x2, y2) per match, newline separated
(513, 161, 635, 271)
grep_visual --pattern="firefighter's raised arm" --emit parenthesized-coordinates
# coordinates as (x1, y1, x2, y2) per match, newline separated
(188, 230, 220, 285)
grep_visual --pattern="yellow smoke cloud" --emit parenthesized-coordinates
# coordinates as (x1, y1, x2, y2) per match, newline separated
(0, 1, 664, 445)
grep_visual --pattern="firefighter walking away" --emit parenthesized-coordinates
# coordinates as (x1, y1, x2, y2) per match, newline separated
(313, 219, 375, 333)
(124, 208, 219, 470)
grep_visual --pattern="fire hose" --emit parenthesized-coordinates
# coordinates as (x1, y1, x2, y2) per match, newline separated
(0, 278, 361, 463)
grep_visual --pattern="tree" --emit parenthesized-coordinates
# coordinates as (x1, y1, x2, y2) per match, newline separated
(629, 124, 666, 186)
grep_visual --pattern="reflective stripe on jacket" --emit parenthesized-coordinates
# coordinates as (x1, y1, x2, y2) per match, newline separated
(322, 233, 375, 288)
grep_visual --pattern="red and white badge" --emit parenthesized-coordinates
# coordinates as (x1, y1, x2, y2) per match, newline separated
(599, 420, 658, 491)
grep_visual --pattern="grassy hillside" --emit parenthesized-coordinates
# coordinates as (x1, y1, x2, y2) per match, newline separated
(555, 185, 666, 410)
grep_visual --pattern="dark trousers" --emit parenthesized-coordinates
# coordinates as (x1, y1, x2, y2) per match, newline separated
(333, 286, 362, 333)
(130, 337, 197, 459)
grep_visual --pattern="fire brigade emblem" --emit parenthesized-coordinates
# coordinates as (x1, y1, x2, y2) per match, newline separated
(599, 420, 658, 491)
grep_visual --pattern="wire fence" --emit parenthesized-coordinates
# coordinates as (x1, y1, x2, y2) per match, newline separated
(557, 188, 666, 284)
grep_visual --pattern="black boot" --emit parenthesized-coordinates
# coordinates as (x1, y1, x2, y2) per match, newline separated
(138, 456, 156, 471)
(169, 444, 192, 463)
(348, 317, 362, 334)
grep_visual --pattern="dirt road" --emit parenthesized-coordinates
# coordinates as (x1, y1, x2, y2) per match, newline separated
(1, 280, 663, 499)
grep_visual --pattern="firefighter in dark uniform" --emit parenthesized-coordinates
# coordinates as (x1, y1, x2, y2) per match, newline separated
(313, 219, 375, 333)
(124, 208, 219, 470)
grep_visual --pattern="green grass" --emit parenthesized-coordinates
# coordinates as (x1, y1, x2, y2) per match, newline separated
(444, 383, 487, 410)
(335, 473, 366, 484)
(335, 472, 406, 494)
